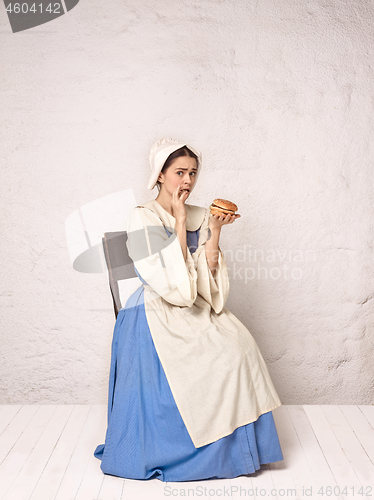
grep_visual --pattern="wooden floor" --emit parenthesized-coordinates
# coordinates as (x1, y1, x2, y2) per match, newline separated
(0, 405, 373, 500)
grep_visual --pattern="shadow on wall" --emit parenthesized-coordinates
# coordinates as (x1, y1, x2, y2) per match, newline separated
(65, 187, 137, 274)
(65, 187, 146, 312)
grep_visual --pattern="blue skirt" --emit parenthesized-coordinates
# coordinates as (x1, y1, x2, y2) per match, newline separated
(94, 286, 283, 482)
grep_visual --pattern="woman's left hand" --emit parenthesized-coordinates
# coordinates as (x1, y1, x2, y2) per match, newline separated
(209, 212, 241, 231)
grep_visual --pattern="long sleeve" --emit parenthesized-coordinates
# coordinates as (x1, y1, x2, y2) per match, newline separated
(126, 207, 197, 307)
(192, 210, 230, 314)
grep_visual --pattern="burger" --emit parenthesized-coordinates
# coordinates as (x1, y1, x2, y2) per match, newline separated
(210, 199, 240, 217)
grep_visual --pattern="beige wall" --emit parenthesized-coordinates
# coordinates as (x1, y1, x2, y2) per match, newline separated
(1, 0, 373, 404)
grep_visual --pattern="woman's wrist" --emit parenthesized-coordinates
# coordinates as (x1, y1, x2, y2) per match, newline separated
(205, 226, 220, 276)
(208, 226, 221, 240)
(209, 226, 221, 235)
(175, 218, 187, 233)
(174, 219, 187, 261)
(175, 217, 187, 225)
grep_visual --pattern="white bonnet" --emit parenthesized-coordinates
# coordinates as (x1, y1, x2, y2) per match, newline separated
(148, 138, 202, 191)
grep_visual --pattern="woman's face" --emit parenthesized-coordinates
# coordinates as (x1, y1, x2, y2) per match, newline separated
(158, 156, 198, 199)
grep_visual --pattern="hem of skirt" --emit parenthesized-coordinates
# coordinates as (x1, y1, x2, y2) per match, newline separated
(259, 452, 284, 464)
(94, 434, 284, 481)
(189, 403, 283, 449)
(154, 465, 261, 482)
(98, 453, 284, 483)
(154, 453, 284, 482)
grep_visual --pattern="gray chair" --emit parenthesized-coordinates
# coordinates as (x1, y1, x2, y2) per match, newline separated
(101, 231, 137, 318)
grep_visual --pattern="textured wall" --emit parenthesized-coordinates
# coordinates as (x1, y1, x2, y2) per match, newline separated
(1, 0, 373, 404)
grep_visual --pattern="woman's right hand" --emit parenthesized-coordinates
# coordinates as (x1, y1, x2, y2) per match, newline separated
(171, 184, 188, 222)
(209, 212, 240, 232)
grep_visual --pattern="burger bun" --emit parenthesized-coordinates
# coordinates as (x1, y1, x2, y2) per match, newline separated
(210, 198, 241, 218)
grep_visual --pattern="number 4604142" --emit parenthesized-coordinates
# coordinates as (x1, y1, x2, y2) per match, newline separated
(6, 3, 62, 14)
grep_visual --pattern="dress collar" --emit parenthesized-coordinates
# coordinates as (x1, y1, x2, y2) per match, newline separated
(136, 199, 207, 231)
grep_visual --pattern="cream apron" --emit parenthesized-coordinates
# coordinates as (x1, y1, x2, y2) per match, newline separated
(126, 199, 282, 448)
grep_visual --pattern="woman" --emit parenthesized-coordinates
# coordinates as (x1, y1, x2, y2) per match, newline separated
(94, 138, 284, 481)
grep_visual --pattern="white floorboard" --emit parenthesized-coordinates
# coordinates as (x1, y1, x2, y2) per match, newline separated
(323, 405, 374, 487)
(288, 405, 340, 493)
(0, 405, 372, 500)
(54, 405, 106, 500)
(30, 405, 91, 500)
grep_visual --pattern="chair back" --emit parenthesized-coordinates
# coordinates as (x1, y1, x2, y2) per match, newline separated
(102, 231, 137, 318)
